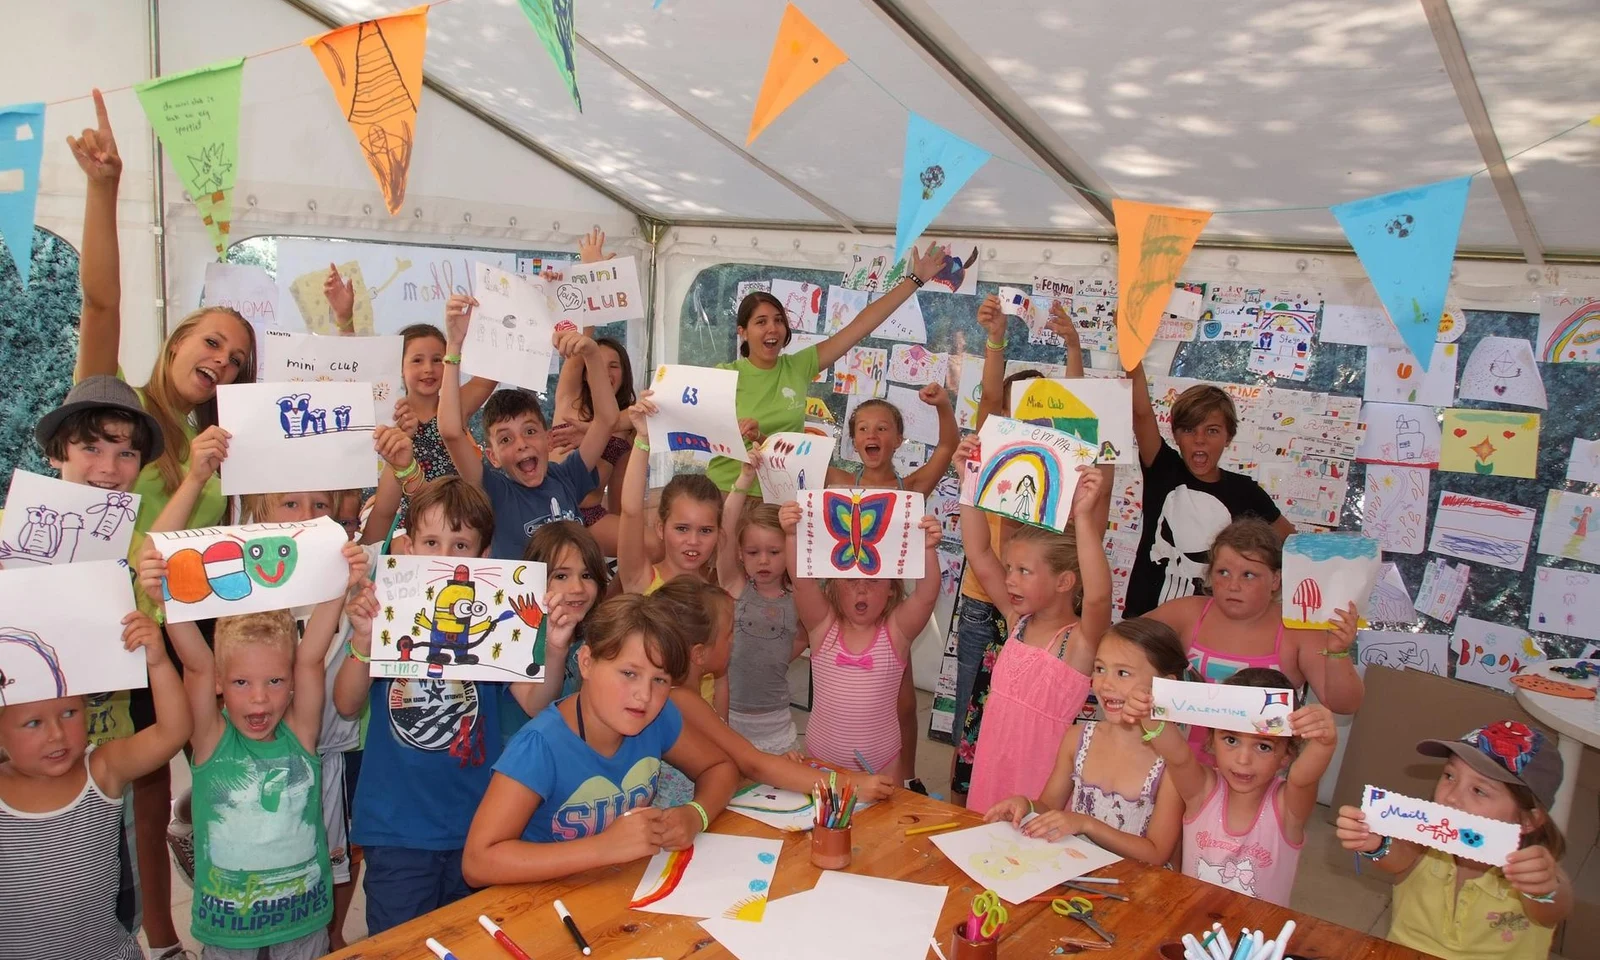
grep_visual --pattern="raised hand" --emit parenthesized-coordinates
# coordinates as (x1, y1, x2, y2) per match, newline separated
(976, 294, 1007, 343)
(627, 391, 659, 435)
(1333, 805, 1382, 853)
(136, 544, 169, 608)
(1045, 300, 1080, 344)
(907, 240, 946, 284)
(1289, 703, 1338, 747)
(374, 424, 415, 471)
(738, 418, 762, 446)
(578, 226, 612, 263)
(346, 582, 380, 654)
(919, 383, 951, 408)
(1325, 603, 1359, 654)
(444, 294, 477, 347)
(778, 501, 802, 534)
(955, 434, 981, 464)
(122, 611, 169, 666)
(187, 426, 231, 484)
(341, 541, 371, 592)
(553, 328, 598, 360)
(1503, 845, 1560, 898)
(919, 515, 943, 549)
(324, 264, 356, 325)
(392, 396, 421, 437)
(1070, 465, 1103, 515)
(67, 89, 122, 183)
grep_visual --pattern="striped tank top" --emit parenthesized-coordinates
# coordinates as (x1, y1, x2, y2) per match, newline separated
(804, 621, 903, 774)
(0, 749, 143, 960)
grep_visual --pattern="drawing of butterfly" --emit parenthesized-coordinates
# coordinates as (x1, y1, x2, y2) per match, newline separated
(823, 490, 897, 575)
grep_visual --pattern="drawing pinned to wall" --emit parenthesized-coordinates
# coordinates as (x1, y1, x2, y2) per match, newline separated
(1112, 199, 1211, 371)
(832, 346, 887, 397)
(1281, 533, 1381, 629)
(953, 354, 984, 431)
(1537, 490, 1600, 564)
(647, 365, 749, 462)
(460, 262, 557, 390)
(1197, 302, 1260, 342)
(216, 382, 378, 495)
(770, 279, 821, 333)
(0, 472, 141, 568)
(1415, 557, 1470, 624)
(0, 561, 141, 707)
(1530, 566, 1600, 643)
(1452, 616, 1543, 693)
(1355, 403, 1440, 468)
(930, 819, 1120, 904)
(202, 262, 280, 328)
(886, 344, 948, 386)
(1537, 295, 1600, 364)
(924, 242, 979, 295)
(872, 290, 927, 343)
(1428, 492, 1536, 572)
(1248, 307, 1318, 381)
(1567, 438, 1600, 484)
(795, 488, 925, 579)
(149, 517, 350, 623)
(1067, 279, 1119, 353)
(964, 417, 1095, 531)
(305, 6, 428, 214)
(284, 258, 377, 336)
(822, 285, 867, 335)
(135, 57, 244, 255)
(1022, 296, 1071, 348)
(1361, 465, 1430, 555)
(1440, 409, 1541, 479)
(1364, 343, 1457, 406)
(1356, 630, 1447, 676)
(1458, 337, 1546, 408)
(1320, 304, 1403, 348)
(1435, 301, 1467, 343)
(629, 833, 783, 921)
(517, 0, 582, 111)
(259, 329, 403, 426)
(756, 432, 834, 505)
(883, 384, 944, 446)
(734, 280, 771, 314)
(1360, 785, 1520, 865)
(1366, 562, 1415, 622)
(372, 555, 547, 682)
(1155, 281, 1206, 341)
(1008, 378, 1135, 465)
(841, 246, 907, 293)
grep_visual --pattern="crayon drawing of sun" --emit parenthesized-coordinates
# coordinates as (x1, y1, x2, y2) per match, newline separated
(723, 892, 768, 922)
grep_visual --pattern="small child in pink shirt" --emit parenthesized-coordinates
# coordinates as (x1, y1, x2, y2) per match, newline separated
(1127, 667, 1339, 906)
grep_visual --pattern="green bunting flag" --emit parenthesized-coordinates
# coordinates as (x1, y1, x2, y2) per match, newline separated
(519, 0, 582, 112)
(136, 57, 245, 256)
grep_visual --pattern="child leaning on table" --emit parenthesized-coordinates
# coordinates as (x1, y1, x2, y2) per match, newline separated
(461, 592, 740, 886)
(1125, 667, 1339, 907)
(1336, 720, 1572, 960)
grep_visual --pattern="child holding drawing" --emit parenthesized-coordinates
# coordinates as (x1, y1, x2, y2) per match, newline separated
(779, 498, 944, 778)
(1127, 667, 1339, 907)
(983, 617, 1186, 866)
(1336, 721, 1571, 959)
(460, 593, 739, 886)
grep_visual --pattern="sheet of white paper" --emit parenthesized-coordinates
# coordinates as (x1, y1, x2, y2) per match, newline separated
(215, 382, 378, 496)
(0, 560, 142, 706)
(1361, 464, 1430, 555)
(700, 873, 946, 960)
(832, 346, 888, 397)
(998, 286, 1029, 316)
(0, 471, 141, 567)
(756, 433, 835, 505)
(1536, 490, 1600, 564)
(887, 345, 948, 386)
(770, 279, 821, 333)
(1428, 491, 1536, 572)
(629, 832, 782, 920)
(1355, 403, 1441, 467)
(1366, 563, 1418, 623)
(1319, 304, 1404, 347)
(954, 354, 985, 431)
(1530, 566, 1600, 642)
(734, 280, 771, 314)
(647, 365, 749, 462)
(1363, 344, 1458, 406)
(259, 330, 404, 427)
(1009, 378, 1136, 465)
(1361, 785, 1520, 865)
(1150, 677, 1294, 736)
(930, 818, 1122, 904)
(967, 417, 1095, 531)
(1281, 533, 1382, 628)
(822, 285, 867, 335)
(1566, 438, 1600, 484)
(1458, 336, 1547, 408)
(1166, 285, 1204, 320)
(461, 263, 558, 391)
(885, 384, 943, 447)
(1032, 273, 1075, 300)
(1453, 616, 1544, 693)
(370, 556, 547, 682)
(873, 292, 928, 343)
(1197, 302, 1260, 342)
(202, 261, 282, 328)
(725, 783, 815, 832)
(1415, 558, 1470, 624)
(149, 517, 350, 623)
(1356, 630, 1447, 676)
(548, 256, 645, 327)
(795, 489, 926, 579)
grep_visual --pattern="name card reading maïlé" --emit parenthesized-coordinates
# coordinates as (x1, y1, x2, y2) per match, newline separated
(1360, 785, 1521, 865)
(1149, 677, 1293, 737)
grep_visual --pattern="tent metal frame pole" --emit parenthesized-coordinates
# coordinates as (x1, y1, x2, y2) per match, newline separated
(149, 0, 170, 339)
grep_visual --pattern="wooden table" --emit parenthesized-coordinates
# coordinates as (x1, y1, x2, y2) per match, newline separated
(327, 792, 1430, 959)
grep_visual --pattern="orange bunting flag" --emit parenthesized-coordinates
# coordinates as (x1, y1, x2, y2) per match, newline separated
(748, 4, 847, 145)
(306, 5, 428, 215)
(1113, 199, 1211, 371)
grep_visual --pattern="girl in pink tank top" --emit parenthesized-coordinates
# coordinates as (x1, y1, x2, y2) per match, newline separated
(1131, 667, 1341, 907)
(780, 499, 944, 774)
(955, 448, 1113, 814)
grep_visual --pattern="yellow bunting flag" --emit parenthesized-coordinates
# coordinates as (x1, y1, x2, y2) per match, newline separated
(305, 5, 428, 215)
(748, 4, 847, 145)
(1113, 199, 1212, 371)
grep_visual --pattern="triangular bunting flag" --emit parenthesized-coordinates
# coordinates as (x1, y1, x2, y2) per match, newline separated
(1330, 176, 1471, 371)
(895, 114, 990, 261)
(1113, 199, 1211, 371)
(306, 5, 428, 215)
(136, 59, 244, 257)
(518, 0, 582, 112)
(747, 4, 847, 145)
(0, 102, 45, 288)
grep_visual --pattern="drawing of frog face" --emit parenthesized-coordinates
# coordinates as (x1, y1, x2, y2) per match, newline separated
(244, 536, 299, 587)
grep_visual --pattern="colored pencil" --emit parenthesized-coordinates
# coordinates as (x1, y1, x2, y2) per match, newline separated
(904, 821, 960, 836)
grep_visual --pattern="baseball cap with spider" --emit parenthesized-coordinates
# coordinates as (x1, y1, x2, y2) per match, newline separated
(1415, 720, 1563, 811)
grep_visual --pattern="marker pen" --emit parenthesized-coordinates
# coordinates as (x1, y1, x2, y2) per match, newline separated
(555, 898, 592, 956)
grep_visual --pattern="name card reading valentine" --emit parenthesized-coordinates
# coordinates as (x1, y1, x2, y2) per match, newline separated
(1150, 677, 1293, 736)
(1360, 785, 1521, 865)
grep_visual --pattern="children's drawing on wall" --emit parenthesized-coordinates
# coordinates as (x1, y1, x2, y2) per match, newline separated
(886, 344, 948, 385)
(150, 517, 351, 623)
(372, 556, 548, 682)
(1008, 378, 1135, 465)
(770, 279, 821, 333)
(1360, 464, 1429, 555)
(1452, 616, 1543, 694)
(1529, 566, 1600, 643)
(0, 560, 142, 706)
(925, 243, 979, 295)
(286, 259, 376, 336)
(1356, 402, 1441, 468)
(1428, 491, 1536, 572)
(1365, 563, 1417, 623)
(842, 246, 907, 293)
(831, 346, 887, 397)
(1537, 490, 1600, 565)
(0, 471, 141, 567)
(1155, 281, 1206, 342)
(1567, 438, 1600, 484)
(822, 285, 867, 335)
(1355, 630, 1447, 676)
(217, 382, 379, 495)
(1439, 409, 1541, 479)
(964, 417, 1094, 531)
(1248, 306, 1318, 381)
(795, 489, 926, 579)
(1364, 343, 1457, 407)
(1458, 336, 1547, 408)
(1537, 295, 1600, 364)
(1066, 277, 1118, 353)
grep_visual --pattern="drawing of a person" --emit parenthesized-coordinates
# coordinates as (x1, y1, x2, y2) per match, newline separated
(1015, 475, 1038, 521)
(1567, 505, 1593, 556)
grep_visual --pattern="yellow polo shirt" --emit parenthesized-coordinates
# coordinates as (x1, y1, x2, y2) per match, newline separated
(1388, 848, 1554, 960)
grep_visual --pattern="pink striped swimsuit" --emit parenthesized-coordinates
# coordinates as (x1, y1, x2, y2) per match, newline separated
(1186, 598, 1287, 766)
(804, 621, 903, 774)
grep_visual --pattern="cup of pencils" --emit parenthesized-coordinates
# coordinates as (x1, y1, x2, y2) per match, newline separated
(951, 889, 1005, 958)
(809, 780, 857, 870)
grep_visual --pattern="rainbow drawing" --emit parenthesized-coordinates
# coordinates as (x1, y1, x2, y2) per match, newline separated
(1538, 298, 1600, 363)
(628, 846, 694, 909)
(975, 442, 1064, 528)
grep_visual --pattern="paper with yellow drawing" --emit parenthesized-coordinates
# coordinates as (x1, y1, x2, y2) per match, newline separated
(930, 818, 1121, 904)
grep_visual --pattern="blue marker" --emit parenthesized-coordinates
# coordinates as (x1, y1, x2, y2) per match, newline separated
(426, 938, 461, 960)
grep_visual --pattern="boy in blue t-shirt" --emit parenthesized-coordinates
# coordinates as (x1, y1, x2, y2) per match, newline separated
(436, 293, 621, 560)
(331, 478, 544, 935)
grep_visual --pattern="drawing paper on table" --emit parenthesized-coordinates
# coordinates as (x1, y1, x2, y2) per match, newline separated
(629, 833, 782, 921)
(1355, 403, 1440, 468)
(930, 817, 1121, 904)
(769, 278, 821, 333)
(1363, 343, 1457, 406)
(699, 872, 946, 960)
(1530, 566, 1600, 643)
(1281, 533, 1382, 628)
(1365, 563, 1418, 623)
(1009, 378, 1136, 465)
(215, 381, 378, 495)
(1361, 464, 1430, 555)
(832, 346, 888, 397)
(1356, 631, 1446, 677)
(0, 560, 142, 707)
(726, 783, 814, 832)
(371, 556, 547, 682)
(0, 471, 141, 567)
(1537, 295, 1600, 363)
(647, 365, 749, 462)
(822, 285, 867, 335)
(796, 489, 926, 580)
(1458, 337, 1546, 408)
(1428, 492, 1536, 572)
(756, 432, 834, 505)
(1567, 438, 1600, 484)
(966, 417, 1096, 531)
(148, 517, 351, 624)
(1537, 490, 1600, 564)
(259, 329, 404, 426)
(1453, 616, 1543, 693)
(1150, 677, 1294, 736)
(1361, 785, 1520, 865)
(1440, 409, 1540, 479)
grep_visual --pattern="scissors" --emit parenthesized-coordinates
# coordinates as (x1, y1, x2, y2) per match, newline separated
(1059, 880, 1129, 902)
(1052, 896, 1115, 944)
(971, 890, 1009, 940)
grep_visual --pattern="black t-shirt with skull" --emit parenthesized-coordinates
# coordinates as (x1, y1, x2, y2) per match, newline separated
(1123, 442, 1282, 618)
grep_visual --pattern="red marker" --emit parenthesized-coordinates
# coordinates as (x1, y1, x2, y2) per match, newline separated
(478, 915, 533, 960)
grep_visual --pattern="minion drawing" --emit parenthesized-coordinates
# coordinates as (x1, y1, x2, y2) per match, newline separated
(412, 564, 514, 666)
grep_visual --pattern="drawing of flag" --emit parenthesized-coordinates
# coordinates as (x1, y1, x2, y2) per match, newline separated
(1261, 691, 1292, 710)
